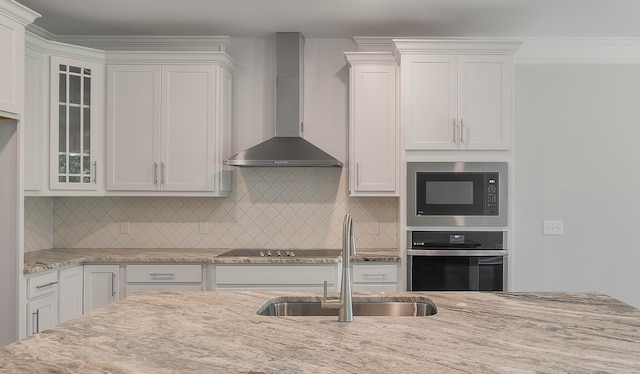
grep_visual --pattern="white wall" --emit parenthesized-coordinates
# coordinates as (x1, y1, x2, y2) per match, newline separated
(513, 64, 640, 308)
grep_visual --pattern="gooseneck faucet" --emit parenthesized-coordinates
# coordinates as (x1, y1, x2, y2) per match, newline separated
(321, 213, 356, 322)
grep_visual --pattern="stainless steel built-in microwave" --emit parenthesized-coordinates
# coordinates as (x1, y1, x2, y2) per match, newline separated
(407, 162, 508, 226)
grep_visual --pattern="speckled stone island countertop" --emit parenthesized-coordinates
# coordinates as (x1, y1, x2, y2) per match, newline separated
(1, 291, 640, 373)
(24, 248, 400, 274)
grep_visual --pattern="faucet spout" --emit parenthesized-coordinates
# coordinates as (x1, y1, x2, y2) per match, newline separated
(321, 213, 356, 322)
(339, 213, 355, 322)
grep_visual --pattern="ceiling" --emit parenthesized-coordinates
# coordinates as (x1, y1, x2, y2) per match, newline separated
(15, 0, 640, 39)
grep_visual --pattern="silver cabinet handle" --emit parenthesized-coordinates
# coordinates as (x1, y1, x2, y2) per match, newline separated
(161, 162, 166, 185)
(111, 273, 116, 297)
(36, 281, 58, 289)
(153, 162, 158, 185)
(356, 162, 360, 187)
(362, 273, 387, 278)
(93, 161, 97, 183)
(459, 118, 465, 143)
(33, 310, 40, 334)
(452, 118, 457, 143)
(149, 273, 175, 277)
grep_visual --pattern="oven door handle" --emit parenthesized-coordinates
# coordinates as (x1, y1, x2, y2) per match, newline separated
(407, 249, 508, 256)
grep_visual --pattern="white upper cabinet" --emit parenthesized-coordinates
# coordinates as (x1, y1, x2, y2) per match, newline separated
(106, 53, 234, 195)
(396, 39, 520, 151)
(345, 52, 398, 196)
(49, 56, 104, 190)
(0, 1, 38, 118)
(24, 33, 106, 196)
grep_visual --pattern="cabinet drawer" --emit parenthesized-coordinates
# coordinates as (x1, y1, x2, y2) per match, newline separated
(126, 264, 202, 283)
(216, 265, 335, 286)
(28, 271, 59, 299)
(352, 264, 398, 283)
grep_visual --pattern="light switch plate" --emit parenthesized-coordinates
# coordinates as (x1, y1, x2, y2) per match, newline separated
(120, 221, 130, 234)
(543, 220, 563, 235)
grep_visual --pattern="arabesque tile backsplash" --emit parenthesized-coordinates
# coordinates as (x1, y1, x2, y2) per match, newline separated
(25, 168, 398, 251)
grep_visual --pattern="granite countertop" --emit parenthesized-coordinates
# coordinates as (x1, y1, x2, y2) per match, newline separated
(2, 291, 639, 372)
(24, 248, 400, 274)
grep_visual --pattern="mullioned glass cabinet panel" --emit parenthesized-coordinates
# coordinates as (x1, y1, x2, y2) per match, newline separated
(50, 56, 102, 190)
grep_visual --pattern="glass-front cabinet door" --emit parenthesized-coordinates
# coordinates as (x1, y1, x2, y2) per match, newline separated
(50, 56, 103, 190)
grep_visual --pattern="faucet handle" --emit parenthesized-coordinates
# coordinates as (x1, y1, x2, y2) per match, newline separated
(351, 235, 356, 256)
(323, 280, 328, 301)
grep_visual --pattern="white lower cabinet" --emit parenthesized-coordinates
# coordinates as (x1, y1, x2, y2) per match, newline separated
(352, 263, 399, 292)
(26, 271, 59, 336)
(83, 265, 120, 313)
(124, 264, 203, 297)
(215, 264, 338, 290)
(58, 266, 84, 323)
(27, 294, 57, 336)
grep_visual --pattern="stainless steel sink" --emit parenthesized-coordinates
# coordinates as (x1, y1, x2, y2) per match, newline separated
(257, 296, 437, 317)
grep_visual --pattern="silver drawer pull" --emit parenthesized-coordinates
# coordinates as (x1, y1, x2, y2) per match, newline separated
(362, 273, 387, 278)
(36, 281, 58, 289)
(149, 273, 176, 277)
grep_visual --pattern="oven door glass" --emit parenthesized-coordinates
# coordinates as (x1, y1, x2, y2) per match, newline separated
(410, 255, 504, 291)
(415, 172, 487, 216)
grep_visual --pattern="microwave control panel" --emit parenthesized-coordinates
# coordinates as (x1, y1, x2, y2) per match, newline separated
(485, 173, 499, 215)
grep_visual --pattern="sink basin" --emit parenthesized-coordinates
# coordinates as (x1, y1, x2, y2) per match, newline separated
(257, 296, 437, 317)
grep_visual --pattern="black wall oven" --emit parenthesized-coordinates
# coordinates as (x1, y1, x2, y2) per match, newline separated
(407, 162, 508, 226)
(408, 231, 507, 291)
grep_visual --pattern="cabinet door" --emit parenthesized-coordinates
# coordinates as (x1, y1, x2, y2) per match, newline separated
(351, 65, 397, 194)
(49, 56, 103, 190)
(27, 293, 58, 336)
(403, 55, 457, 150)
(161, 65, 216, 191)
(58, 266, 83, 323)
(0, 13, 23, 117)
(106, 65, 161, 191)
(24, 46, 46, 191)
(458, 55, 511, 150)
(83, 265, 119, 313)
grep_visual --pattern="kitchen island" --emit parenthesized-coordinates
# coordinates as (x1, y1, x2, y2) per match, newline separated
(2, 291, 640, 373)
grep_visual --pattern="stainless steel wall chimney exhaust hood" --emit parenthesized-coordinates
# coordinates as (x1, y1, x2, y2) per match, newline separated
(224, 32, 343, 167)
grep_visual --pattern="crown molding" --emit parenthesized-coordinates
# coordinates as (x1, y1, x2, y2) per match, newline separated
(353, 36, 640, 64)
(344, 51, 398, 66)
(24, 25, 230, 52)
(26, 30, 105, 63)
(56, 35, 230, 52)
(352, 37, 395, 52)
(105, 51, 236, 71)
(0, 0, 40, 26)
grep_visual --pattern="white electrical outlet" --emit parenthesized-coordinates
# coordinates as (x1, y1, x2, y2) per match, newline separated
(370, 221, 379, 235)
(543, 220, 564, 235)
(199, 221, 209, 234)
(120, 221, 130, 234)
